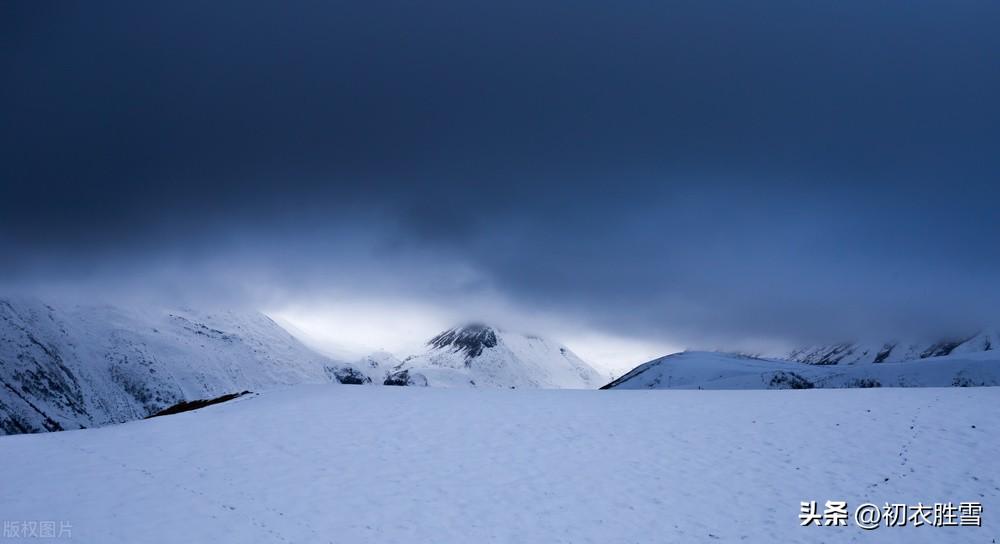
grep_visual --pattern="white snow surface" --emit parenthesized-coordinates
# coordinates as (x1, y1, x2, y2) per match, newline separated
(605, 350, 1000, 390)
(393, 325, 604, 389)
(0, 385, 995, 543)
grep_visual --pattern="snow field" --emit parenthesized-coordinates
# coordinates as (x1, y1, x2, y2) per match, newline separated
(0, 385, 996, 543)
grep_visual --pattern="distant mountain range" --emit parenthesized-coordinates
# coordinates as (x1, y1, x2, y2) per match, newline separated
(787, 333, 996, 365)
(3, 295, 998, 436)
(0, 302, 605, 435)
(603, 343, 1000, 390)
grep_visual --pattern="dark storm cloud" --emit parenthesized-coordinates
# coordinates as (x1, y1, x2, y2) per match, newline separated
(2, 1, 1000, 346)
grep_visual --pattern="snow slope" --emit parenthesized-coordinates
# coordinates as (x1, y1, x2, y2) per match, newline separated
(603, 350, 1000, 390)
(386, 324, 603, 389)
(788, 332, 997, 365)
(0, 297, 340, 435)
(0, 385, 995, 543)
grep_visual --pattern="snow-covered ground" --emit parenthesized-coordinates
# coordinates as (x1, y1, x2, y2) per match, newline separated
(1, 385, 995, 543)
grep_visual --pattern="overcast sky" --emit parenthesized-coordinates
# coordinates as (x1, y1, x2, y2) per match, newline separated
(3, 2, 999, 371)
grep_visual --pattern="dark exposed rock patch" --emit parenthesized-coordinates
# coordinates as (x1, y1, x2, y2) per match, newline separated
(383, 369, 428, 386)
(872, 343, 895, 364)
(145, 391, 252, 419)
(428, 324, 498, 361)
(327, 366, 372, 385)
(846, 378, 882, 388)
(920, 338, 971, 359)
(767, 371, 814, 389)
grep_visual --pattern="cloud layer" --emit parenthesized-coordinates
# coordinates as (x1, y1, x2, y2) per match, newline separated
(3, 1, 1000, 365)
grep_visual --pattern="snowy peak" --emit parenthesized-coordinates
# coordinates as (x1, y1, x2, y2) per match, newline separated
(358, 350, 401, 372)
(337, 350, 403, 385)
(387, 324, 602, 389)
(427, 324, 498, 361)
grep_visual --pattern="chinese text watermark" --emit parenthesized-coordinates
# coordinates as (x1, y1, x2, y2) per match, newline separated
(2, 521, 71, 539)
(800, 501, 982, 530)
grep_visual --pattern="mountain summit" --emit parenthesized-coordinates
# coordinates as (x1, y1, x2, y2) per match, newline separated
(385, 324, 603, 389)
(427, 324, 499, 362)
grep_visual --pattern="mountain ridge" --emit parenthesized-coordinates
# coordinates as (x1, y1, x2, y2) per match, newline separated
(787, 332, 996, 365)
(0, 297, 342, 435)
(604, 347, 1000, 390)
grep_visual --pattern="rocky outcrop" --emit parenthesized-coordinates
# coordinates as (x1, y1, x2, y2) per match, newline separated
(383, 369, 428, 387)
(428, 324, 498, 362)
(327, 366, 372, 385)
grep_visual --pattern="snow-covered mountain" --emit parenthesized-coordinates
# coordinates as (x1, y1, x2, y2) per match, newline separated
(384, 324, 603, 389)
(0, 297, 344, 435)
(353, 350, 401, 384)
(787, 332, 996, 365)
(603, 349, 1000, 390)
(325, 350, 408, 385)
